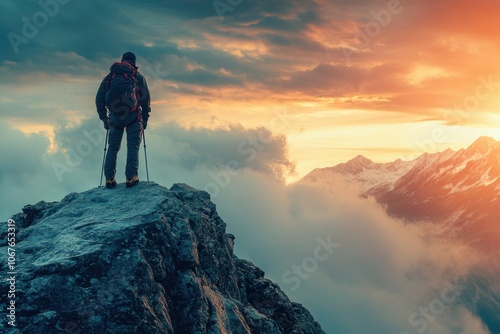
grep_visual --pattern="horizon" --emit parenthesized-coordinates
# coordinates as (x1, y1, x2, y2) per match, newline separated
(290, 135, 499, 182)
(2, 0, 500, 183)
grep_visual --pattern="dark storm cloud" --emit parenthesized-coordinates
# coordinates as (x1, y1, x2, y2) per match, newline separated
(2, 1, 118, 60)
(0, 0, 325, 88)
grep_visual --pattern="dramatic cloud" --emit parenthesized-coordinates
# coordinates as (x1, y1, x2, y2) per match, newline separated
(213, 174, 492, 334)
(4, 0, 499, 114)
(3, 0, 500, 179)
(0, 118, 294, 215)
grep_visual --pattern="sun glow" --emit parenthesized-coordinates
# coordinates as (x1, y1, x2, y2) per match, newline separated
(13, 123, 57, 153)
(407, 65, 450, 86)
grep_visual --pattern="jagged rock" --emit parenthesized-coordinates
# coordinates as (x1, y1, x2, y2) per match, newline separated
(0, 182, 325, 334)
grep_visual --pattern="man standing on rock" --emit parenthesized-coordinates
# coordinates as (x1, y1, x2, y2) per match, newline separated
(96, 52, 151, 188)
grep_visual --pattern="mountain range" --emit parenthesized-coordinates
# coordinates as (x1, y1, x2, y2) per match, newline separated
(302, 136, 500, 333)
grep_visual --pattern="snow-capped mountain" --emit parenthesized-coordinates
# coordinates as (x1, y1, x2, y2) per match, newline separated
(303, 136, 500, 247)
(377, 137, 499, 246)
(302, 154, 419, 193)
(301, 136, 500, 333)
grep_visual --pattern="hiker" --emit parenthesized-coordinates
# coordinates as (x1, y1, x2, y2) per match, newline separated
(96, 52, 151, 188)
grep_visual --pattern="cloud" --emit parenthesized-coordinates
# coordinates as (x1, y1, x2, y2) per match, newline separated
(154, 122, 294, 178)
(0, 117, 495, 333)
(3, 0, 499, 132)
(0, 120, 66, 216)
(168, 68, 243, 87)
(0, 118, 294, 215)
(0, 120, 51, 179)
(213, 173, 492, 334)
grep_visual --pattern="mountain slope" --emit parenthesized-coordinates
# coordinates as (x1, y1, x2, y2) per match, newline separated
(0, 183, 325, 334)
(303, 137, 500, 247)
(303, 154, 419, 193)
(377, 136, 500, 248)
(301, 136, 500, 333)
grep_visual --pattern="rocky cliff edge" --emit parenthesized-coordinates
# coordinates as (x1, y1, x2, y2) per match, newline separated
(0, 182, 325, 334)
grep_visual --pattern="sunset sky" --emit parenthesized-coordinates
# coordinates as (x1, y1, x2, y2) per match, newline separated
(2, 0, 500, 181)
(1, 1, 499, 333)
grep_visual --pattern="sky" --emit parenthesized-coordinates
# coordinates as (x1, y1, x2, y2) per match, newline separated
(1, 0, 500, 178)
(0, 0, 498, 333)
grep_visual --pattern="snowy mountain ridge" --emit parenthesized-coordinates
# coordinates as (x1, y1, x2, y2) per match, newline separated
(302, 136, 500, 247)
(301, 136, 500, 333)
(303, 136, 499, 198)
(303, 155, 417, 193)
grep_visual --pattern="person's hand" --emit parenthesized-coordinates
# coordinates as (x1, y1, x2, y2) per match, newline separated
(103, 118, 110, 130)
(142, 120, 147, 130)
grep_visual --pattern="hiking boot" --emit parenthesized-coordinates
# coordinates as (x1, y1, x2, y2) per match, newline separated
(126, 176, 139, 188)
(106, 178, 117, 188)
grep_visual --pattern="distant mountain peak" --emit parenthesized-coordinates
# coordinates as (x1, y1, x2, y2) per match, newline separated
(468, 136, 498, 152)
(349, 154, 372, 163)
(301, 135, 499, 197)
(473, 135, 497, 144)
(340, 155, 373, 173)
(443, 148, 454, 154)
(297, 136, 500, 332)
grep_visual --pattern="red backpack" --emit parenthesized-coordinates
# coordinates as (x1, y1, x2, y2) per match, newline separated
(105, 62, 139, 117)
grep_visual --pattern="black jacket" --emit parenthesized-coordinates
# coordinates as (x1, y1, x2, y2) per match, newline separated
(96, 62, 151, 127)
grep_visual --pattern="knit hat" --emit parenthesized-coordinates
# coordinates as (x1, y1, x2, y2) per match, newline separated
(121, 52, 136, 67)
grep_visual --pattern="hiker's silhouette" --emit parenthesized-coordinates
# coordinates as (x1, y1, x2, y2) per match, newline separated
(96, 52, 151, 188)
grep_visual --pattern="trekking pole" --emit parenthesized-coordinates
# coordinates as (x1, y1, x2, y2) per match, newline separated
(99, 129, 109, 187)
(143, 130, 150, 182)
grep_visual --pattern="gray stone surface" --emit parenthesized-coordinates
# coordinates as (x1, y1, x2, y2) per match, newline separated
(0, 182, 325, 334)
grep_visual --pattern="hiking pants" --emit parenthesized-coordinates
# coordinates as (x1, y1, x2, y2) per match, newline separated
(104, 121, 143, 180)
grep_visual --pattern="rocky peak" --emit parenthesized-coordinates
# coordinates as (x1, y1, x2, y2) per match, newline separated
(346, 154, 372, 167)
(0, 182, 324, 334)
(332, 155, 373, 174)
(467, 136, 498, 154)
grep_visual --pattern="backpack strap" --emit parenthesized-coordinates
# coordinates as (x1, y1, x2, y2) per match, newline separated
(116, 61, 137, 74)
(105, 62, 136, 88)
(104, 73, 112, 90)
